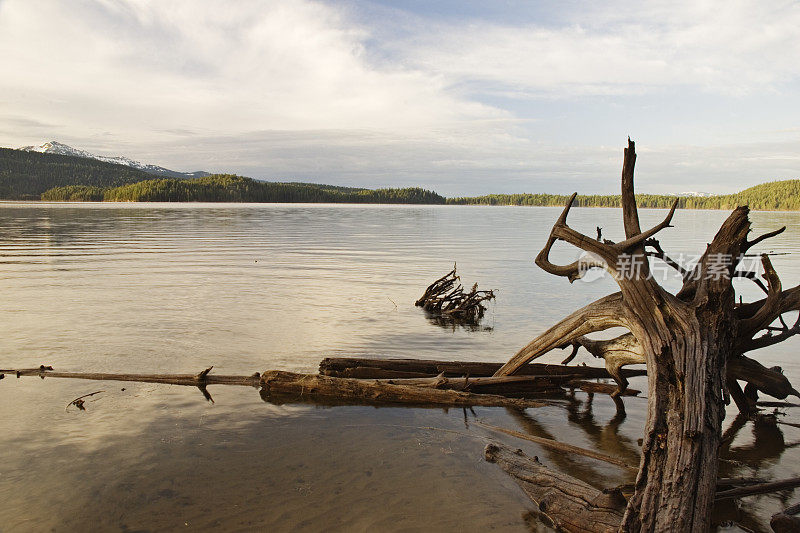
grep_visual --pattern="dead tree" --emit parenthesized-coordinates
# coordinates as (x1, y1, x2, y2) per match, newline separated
(415, 264, 495, 322)
(493, 139, 800, 531)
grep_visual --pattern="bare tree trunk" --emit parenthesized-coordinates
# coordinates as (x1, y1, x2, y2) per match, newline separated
(493, 139, 800, 531)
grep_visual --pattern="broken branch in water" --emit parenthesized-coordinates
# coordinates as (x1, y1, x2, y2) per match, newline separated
(484, 441, 625, 533)
(415, 263, 496, 323)
(318, 357, 646, 381)
(714, 477, 800, 500)
(478, 421, 638, 471)
(0, 366, 553, 409)
(65, 390, 105, 411)
(771, 503, 800, 533)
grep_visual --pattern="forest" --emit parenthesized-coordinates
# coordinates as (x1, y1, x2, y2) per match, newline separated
(3, 147, 800, 209)
(41, 175, 446, 204)
(447, 180, 800, 211)
(0, 147, 151, 199)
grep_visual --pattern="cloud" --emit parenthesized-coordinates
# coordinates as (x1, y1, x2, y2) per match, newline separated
(0, 0, 799, 196)
(383, 0, 800, 97)
(0, 0, 504, 143)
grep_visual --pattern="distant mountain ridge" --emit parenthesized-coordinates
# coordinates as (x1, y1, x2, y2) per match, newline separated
(0, 147, 444, 203)
(18, 141, 209, 179)
(3, 143, 798, 209)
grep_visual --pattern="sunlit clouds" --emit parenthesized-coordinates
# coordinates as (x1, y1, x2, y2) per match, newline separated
(2, 0, 800, 195)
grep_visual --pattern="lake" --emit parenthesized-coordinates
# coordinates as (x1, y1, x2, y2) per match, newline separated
(1, 203, 799, 532)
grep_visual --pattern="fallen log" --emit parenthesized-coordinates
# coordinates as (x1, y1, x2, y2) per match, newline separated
(479, 422, 638, 471)
(568, 380, 641, 397)
(484, 441, 624, 533)
(259, 371, 550, 408)
(771, 503, 800, 533)
(318, 357, 646, 380)
(758, 401, 800, 408)
(715, 477, 800, 500)
(0, 367, 261, 387)
(715, 477, 767, 490)
(381, 374, 570, 396)
(1, 367, 554, 409)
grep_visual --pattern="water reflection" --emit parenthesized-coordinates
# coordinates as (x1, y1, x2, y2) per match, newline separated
(714, 414, 800, 532)
(424, 311, 494, 332)
(2, 203, 800, 531)
(503, 396, 639, 491)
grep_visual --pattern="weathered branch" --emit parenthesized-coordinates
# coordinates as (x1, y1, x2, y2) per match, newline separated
(620, 137, 641, 240)
(570, 333, 645, 396)
(645, 238, 690, 278)
(319, 357, 645, 379)
(739, 255, 783, 337)
(535, 193, 612, 282)
(494, 293, 628, 376)
(484, 442, 625, 533)
(613, 199, 679, 254)
(479, 422, 637, 470)
(382, 374, 568, 396)
(259, 371, 550, 408)
(771, 503, 800, 533)
(734, 269, 770, 294)
(535, 144, 678, 287)
(715, 477, 800, 500)
(415, 265, 495, 322)
(741, 312, 800, 353)
(743, 226, 786, 253)
(728, 356, 800, 400)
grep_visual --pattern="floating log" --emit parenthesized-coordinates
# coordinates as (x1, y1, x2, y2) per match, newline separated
(259, 371, 550, 408)
(484, 442, 624, 533)
(2, 367, 557, 409)
(569, 380, 641, 397)
(0, 367, 560, 409)
(771, 503, 800, 533)
(0, 367, 261, 387)
(479, 422, 638, 471)
(318, 357, 646, 380)
(381, 374, 571, 396)
(715, 477, 800, 501)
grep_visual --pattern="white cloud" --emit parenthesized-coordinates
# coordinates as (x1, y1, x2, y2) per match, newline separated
(385, 0, 800, 97)
(0, 0, 503, 144)
(0, 0, 799, 195)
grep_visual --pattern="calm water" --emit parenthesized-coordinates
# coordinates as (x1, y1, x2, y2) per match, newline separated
(1, 203, 799, 532)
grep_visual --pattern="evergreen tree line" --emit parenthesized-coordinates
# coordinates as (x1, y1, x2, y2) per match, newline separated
(446, 180, 800, 211)
(41, 174, 446, 204)
(0, 147, 152, 199)
(5, 146, 799, 209)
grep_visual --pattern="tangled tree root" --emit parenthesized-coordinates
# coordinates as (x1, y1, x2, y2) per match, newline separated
(415, 264, 495, 323)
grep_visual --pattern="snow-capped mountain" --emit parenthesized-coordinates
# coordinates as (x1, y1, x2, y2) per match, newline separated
(18, 141, 208, 179)
(676, 191, 713, 197)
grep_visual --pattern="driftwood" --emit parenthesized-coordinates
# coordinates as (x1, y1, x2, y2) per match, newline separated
(259, 371, 548, 408)
(415, 264, 495, 322)
(484, 442, 625, 533)
(379, 374, 568, 396)
(0, 367, 261, 386)
(490, 139, 800, 531)
(714, 477, 800, 500)
(569, 380, 641, 397)
(319, 357, 646, 380)
(479, 422, 638, 471)
(66, 390, 104, 411)
(0, 367, 550, 409)
(771, 503, 800, 533)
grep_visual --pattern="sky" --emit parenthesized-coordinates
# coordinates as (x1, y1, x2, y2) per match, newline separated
(1, 0, 800, 196)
